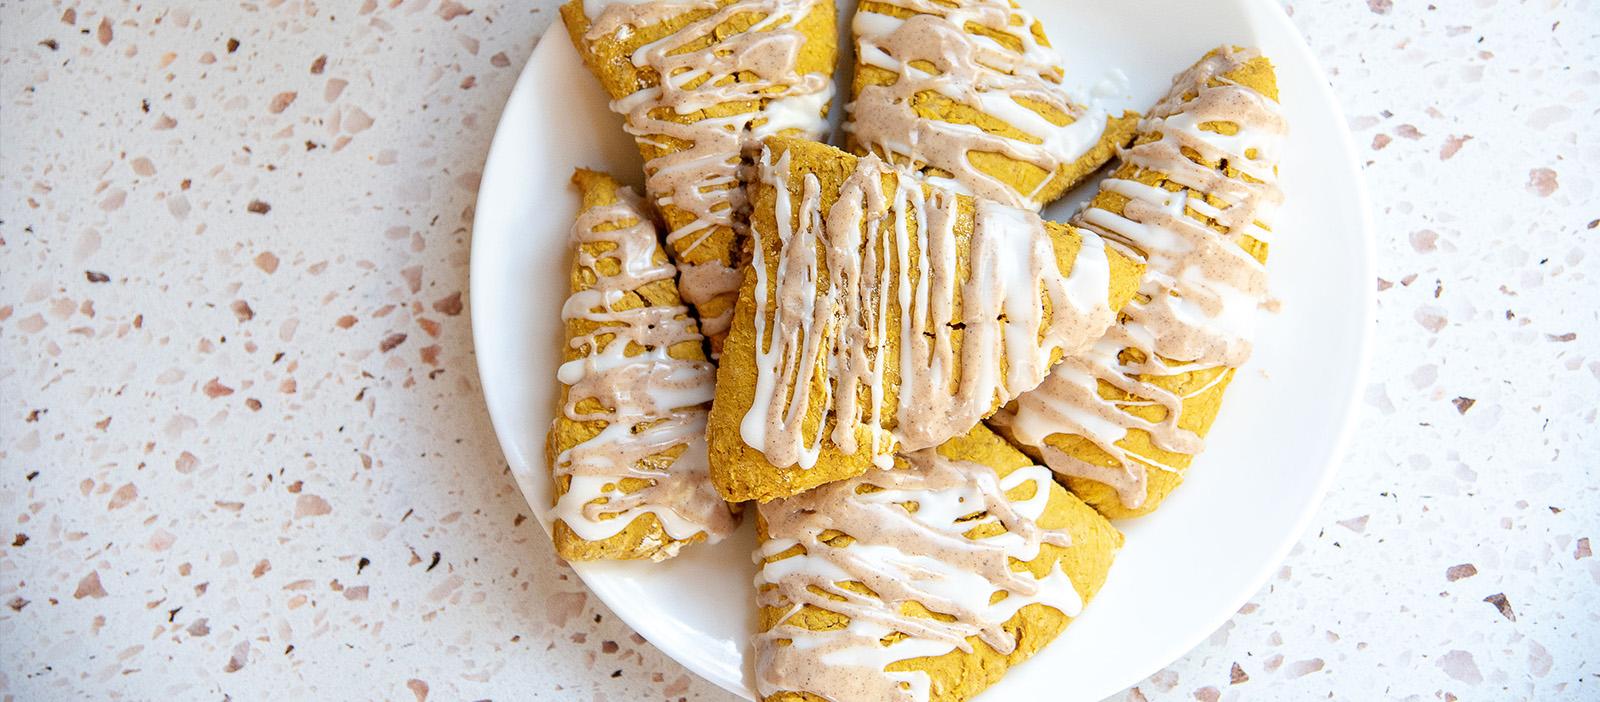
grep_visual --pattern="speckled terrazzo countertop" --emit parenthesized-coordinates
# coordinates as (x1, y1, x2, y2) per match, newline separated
(1, 1, 1596, 700)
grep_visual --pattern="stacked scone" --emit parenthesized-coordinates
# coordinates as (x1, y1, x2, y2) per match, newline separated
(544, 0, 1288, 699)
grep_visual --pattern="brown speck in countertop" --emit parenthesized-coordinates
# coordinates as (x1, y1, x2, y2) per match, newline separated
(1446, 563, 1477, 581)
(1414, 306, 1447, 333)
(1452, 397, 1475, 414)
(226, 38, 240, 54)
(230, 300, 254, 321)
(1337, 515, 1369, 533)
(295, 494, 332, 518)
(224, 641, 249, 673)
(310, 54, 327, 74)
(85, 270, 109, 283)
(379, 333, 407, 352)
(1484, 593, 1516, 621)
(74, 571, 108, 599)
(254, 251, 279, 273)
(401, 265, 423, 293)
(407, 679, 430, 702)
(97, 18, 112, 46)
(269, 92, 298, 114)
(437, 1, 473, 20)
(1410, 229, 1438, 253)
(246, 199, 271, 214)
(433, 291, 463, 316)
(108, 483, 137, 510)
(1440, 134, 1473, 159)
(1527, 168, 1559, 197)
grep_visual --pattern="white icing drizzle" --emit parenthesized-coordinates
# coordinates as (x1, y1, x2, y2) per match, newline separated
(740, 146, 1116, 471)
(584, 0, 835, 341)
(753, 449, 1080, 701)
(551, 184, 736, 553)
(845, 0, 1110, 210)
(996, 47, 1288, 508)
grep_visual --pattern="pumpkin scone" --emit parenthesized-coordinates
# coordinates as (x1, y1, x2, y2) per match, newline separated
(990, 46, 1288, 519)
(545, 169, 738, 562)
(559, 0, 838, 351)
(753, 424, 1123, 702)
(705, 137, 1145, 502)
(843, 0, 1139, 211)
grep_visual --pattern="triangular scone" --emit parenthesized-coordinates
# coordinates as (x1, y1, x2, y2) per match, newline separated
(991, 46, 1287, 519)
(559, 0, 838, 351)
(546, 169, 738, 562)
(754, 425, 1122, 702)
(843, 0, 1139, 211)
(706, 137, 1144, 502)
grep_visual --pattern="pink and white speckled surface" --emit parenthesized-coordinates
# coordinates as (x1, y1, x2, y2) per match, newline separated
(1, 1, 1596, 700)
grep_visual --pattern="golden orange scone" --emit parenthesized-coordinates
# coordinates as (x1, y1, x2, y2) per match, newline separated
(545, 169, 737, 562)
(843, 0, 1139, 211)
(991, 46, 1287, 519)
(559, 0, 838, 351)
(705, 137, 1145, 502)
(753, 424, 1122, 702)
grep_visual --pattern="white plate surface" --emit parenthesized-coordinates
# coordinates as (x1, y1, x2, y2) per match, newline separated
(470, 1, 1374, 699)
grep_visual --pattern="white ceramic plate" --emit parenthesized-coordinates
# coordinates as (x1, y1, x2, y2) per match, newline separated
(470, 1, 1374, 699)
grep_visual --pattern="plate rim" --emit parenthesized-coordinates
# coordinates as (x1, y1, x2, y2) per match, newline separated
(469, 1, 1376, 697)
